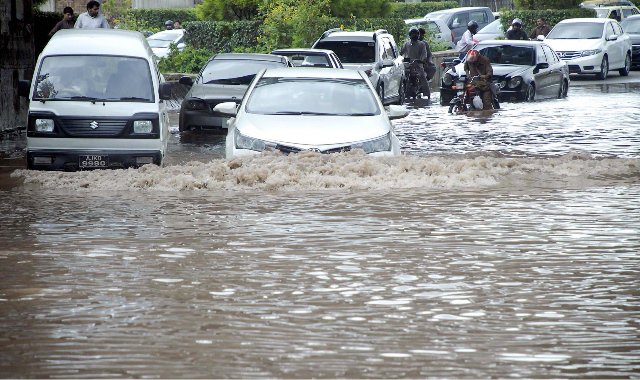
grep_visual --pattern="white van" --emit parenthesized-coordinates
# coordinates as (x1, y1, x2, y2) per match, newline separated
(19, 29, 172, 170)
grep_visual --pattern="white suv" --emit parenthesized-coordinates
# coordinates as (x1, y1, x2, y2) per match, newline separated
(312, 29, 405, 105)
(543, 18, 632, 79)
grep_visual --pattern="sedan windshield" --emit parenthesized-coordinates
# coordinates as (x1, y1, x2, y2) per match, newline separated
(477, 44, 535, 66)
(621, 19, 640, 32)
(546, 22, 604, 39)
(34, 55, 153, 101)
(201, 60, 286, 85)
(245, 77, 381, 116)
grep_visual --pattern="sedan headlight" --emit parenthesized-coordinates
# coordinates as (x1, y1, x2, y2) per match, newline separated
(235, 131, 276, 152)
(581, 49, 602, 57)
(508, 76, 523, 88)
(35, 118, 54, 132)
(185, 99, 207, 111)
(133, 120, 153, 134)
(351, 133, 392, 154)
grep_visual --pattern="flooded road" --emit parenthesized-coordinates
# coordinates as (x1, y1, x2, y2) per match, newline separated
(0, 83, 639, 378)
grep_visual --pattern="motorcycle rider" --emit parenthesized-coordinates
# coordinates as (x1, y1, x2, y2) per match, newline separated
(400, 26, 431, 99)
(457, 21, 480, 60)
(506, 18, 528, 40)
(463, 49, 494, 110)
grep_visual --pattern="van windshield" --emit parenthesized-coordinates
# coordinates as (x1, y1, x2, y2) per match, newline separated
(33, 55, 154, 102)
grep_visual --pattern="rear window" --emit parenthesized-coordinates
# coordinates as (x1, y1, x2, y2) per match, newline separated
(621, 17, 640, 32)
(314, 41, 376, 64)
(200, 59, 286, 85)
(477, 44, 535, 66)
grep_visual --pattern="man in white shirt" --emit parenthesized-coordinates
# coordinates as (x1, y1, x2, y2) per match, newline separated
(456, 20, 479, 60)
(75, 0, 110, 29)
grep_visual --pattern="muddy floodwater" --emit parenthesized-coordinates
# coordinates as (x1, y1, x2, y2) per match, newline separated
(0, 84, 639, 378)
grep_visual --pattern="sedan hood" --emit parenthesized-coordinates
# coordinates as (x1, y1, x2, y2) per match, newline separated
(237, 113, 390, 147)
(491, 65, 530, 78)
(188, 84, 247, 101)
(343, 63, 374, 72)
(544, 39, 602, 51)
(629, 34, 640, 44)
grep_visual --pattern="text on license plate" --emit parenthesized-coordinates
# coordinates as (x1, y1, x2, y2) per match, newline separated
(79, 155, 109, 168)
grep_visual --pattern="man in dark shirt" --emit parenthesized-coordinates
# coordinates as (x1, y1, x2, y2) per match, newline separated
(529, 17, 551, 39)
(506, 18, 528, 40)
(48, 7, 75, 37)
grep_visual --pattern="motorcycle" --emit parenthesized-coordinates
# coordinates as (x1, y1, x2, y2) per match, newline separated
(448, 74, 500, 113)
(403, 58, 430, 100)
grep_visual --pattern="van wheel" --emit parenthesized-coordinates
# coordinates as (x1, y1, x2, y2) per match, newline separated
(619, 53, 631, 76)
(596, 56, 608, 80)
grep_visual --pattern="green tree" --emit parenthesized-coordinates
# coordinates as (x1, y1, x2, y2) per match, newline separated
(330, 0, 391, 18)
(102, 0, 133, 26)
(258, 0, 331, 51)
(196, 0, 261, 21)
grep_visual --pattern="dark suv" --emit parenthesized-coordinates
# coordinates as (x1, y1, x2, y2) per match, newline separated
(312, 29, 405, 105)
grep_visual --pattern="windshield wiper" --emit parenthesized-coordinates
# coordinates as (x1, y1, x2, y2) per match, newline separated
(118, 96, 150, 101)
(270, 111, 334, 115)
(68, 96, 107, 104)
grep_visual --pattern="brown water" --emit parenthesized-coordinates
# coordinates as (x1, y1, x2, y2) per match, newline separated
(0, 84, 639, 378)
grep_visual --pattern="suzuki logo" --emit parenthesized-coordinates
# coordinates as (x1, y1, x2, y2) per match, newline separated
(89, 121, 99, 129)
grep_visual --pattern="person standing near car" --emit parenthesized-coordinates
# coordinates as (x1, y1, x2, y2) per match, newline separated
(48, 7, 75, 37)
(75, 1, 110, 29)
(506, 18, 528, 40)
(417, 27, 437, 82)
(457, 21, 480, 60)
(529, 17, 551, 39)
(463, 49, 494, 110)
(401, 27, 431, 99)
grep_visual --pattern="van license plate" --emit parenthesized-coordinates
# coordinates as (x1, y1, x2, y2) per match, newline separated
(79, 155, 109, 168)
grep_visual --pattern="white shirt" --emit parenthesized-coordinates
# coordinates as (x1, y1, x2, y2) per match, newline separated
(74, 12, 110, 29)
(456, 30, 478, 53)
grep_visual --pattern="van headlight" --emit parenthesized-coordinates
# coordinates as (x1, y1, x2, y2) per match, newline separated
(35, 118, 54, 132)
(133, 120, 153, 133)
(351, 133, 392, 154)
(581, 49, 602, 57)
(508, 76, 522, 88)
(235, 131, 275, 152)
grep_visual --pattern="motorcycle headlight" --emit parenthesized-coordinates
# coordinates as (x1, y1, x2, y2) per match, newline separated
(235, 131, 275, 152)
(508, 76, 522, 88)
(581, 49, 602, 57)
(351, 133, 392, 154)
(443, 73, 454, 86)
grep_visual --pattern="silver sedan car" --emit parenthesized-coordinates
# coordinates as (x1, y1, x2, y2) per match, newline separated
(214, 68, 408, 158)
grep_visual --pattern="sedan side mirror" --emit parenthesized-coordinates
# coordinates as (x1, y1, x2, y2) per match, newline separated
(213, 101, 238, 117)
(159, 82, 172, 100)
(533, 62, 550, 73)
(18, 79, 31, 97)
(536, 35, 545, 41)
(179, 76, 193, 86)
(381, 58, 395, 68)
(385, 105, 410, 120)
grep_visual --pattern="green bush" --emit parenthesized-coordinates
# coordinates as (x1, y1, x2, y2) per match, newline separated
(158, 45, 213, 74)
(259, 0, 333, 51)
(513, 0, 582, 9)
(499, 8, 596, 32)
(185, 20, 263, 52)
(121, 8, 197, 32)
(195, 0, 261, 21)
(329, 0, 392, 17)
(389, 1, 458, 19)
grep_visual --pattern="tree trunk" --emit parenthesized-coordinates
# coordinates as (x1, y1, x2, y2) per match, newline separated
(0, 0, 34, 133)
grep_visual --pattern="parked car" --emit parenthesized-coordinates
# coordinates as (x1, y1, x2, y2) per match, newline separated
(270, 48, 343, 68)
(178, 53, 290, 132)
(475, 19, 505, 41)
(404, 17, 455, 48)
(543, 18, 632, 79)
(580, 0, 636, 7)
(593, 4, 640, 20)
(146, 29, 185, 59)
(439, 40, 570, 105)
(216, 67, 407, 158)
(621, 14, 640, 68)
(18, 29, 172, 170)
(312, 29, 405, 105)
(424, 7, 495, 44)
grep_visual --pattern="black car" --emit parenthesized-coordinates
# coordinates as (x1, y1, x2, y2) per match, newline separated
(178, 53, 290, 132)
(621, 15, 640, 69)
(439, 40, 570, 105)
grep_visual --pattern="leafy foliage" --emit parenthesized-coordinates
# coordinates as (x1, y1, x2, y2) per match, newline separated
(101, 0, 132, 26)
(185, 20, 263, 51)
(195, 0, 261, 21)
(158, 45, 213, 74)
(499, 8, 596, 32)
(329, 0, 392, 17)
(513, 0, 582, 9)
(258, 0, 332, 51)
(389, 1, 458, 19)
(119, 8, 198, 33)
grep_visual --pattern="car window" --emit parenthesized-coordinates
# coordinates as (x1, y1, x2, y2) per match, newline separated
(382, 37, 396, 60)
(451, 13, 469, 28)
(469, 11, 488, 24)
(536, 45, 547, 64)
(245, 77, 381, 116)
(541, 45, 558, 64)
(200, 59, 286, 85)
(612, 21, 623, 34)
(477, 44, 535, 65)
(621, 18, 640, 32)
(606, 21, 616, 37)
(595, 8, 611, 17)
(546, 22, 604, 39)
(314, 41, 376, 64)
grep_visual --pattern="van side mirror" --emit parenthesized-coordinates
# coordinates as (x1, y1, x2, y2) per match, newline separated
(18, 80, 31, 97)
(178, 76, 193, 86)
(159, 82, 172, 100)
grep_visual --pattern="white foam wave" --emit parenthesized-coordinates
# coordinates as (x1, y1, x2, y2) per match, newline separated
(11, 151, 639, 192)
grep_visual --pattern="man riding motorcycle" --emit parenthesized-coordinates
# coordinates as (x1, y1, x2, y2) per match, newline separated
(400, 27, 430, 100)
(463, 49, 494, 110)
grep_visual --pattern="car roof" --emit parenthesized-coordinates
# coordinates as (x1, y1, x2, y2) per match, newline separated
(556, 17, 611, 23)
(622, 14, 640, 20)
(271, 48, 336, 55)
(476, 39, 544, 46)
(319, 30, 390, 41)
(428, 6, 491, 14)
(212, 53, 289, 62)
(42, 29, 151, 58)
(147, 29, 184, 39)
(261, 67, 364, 80)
